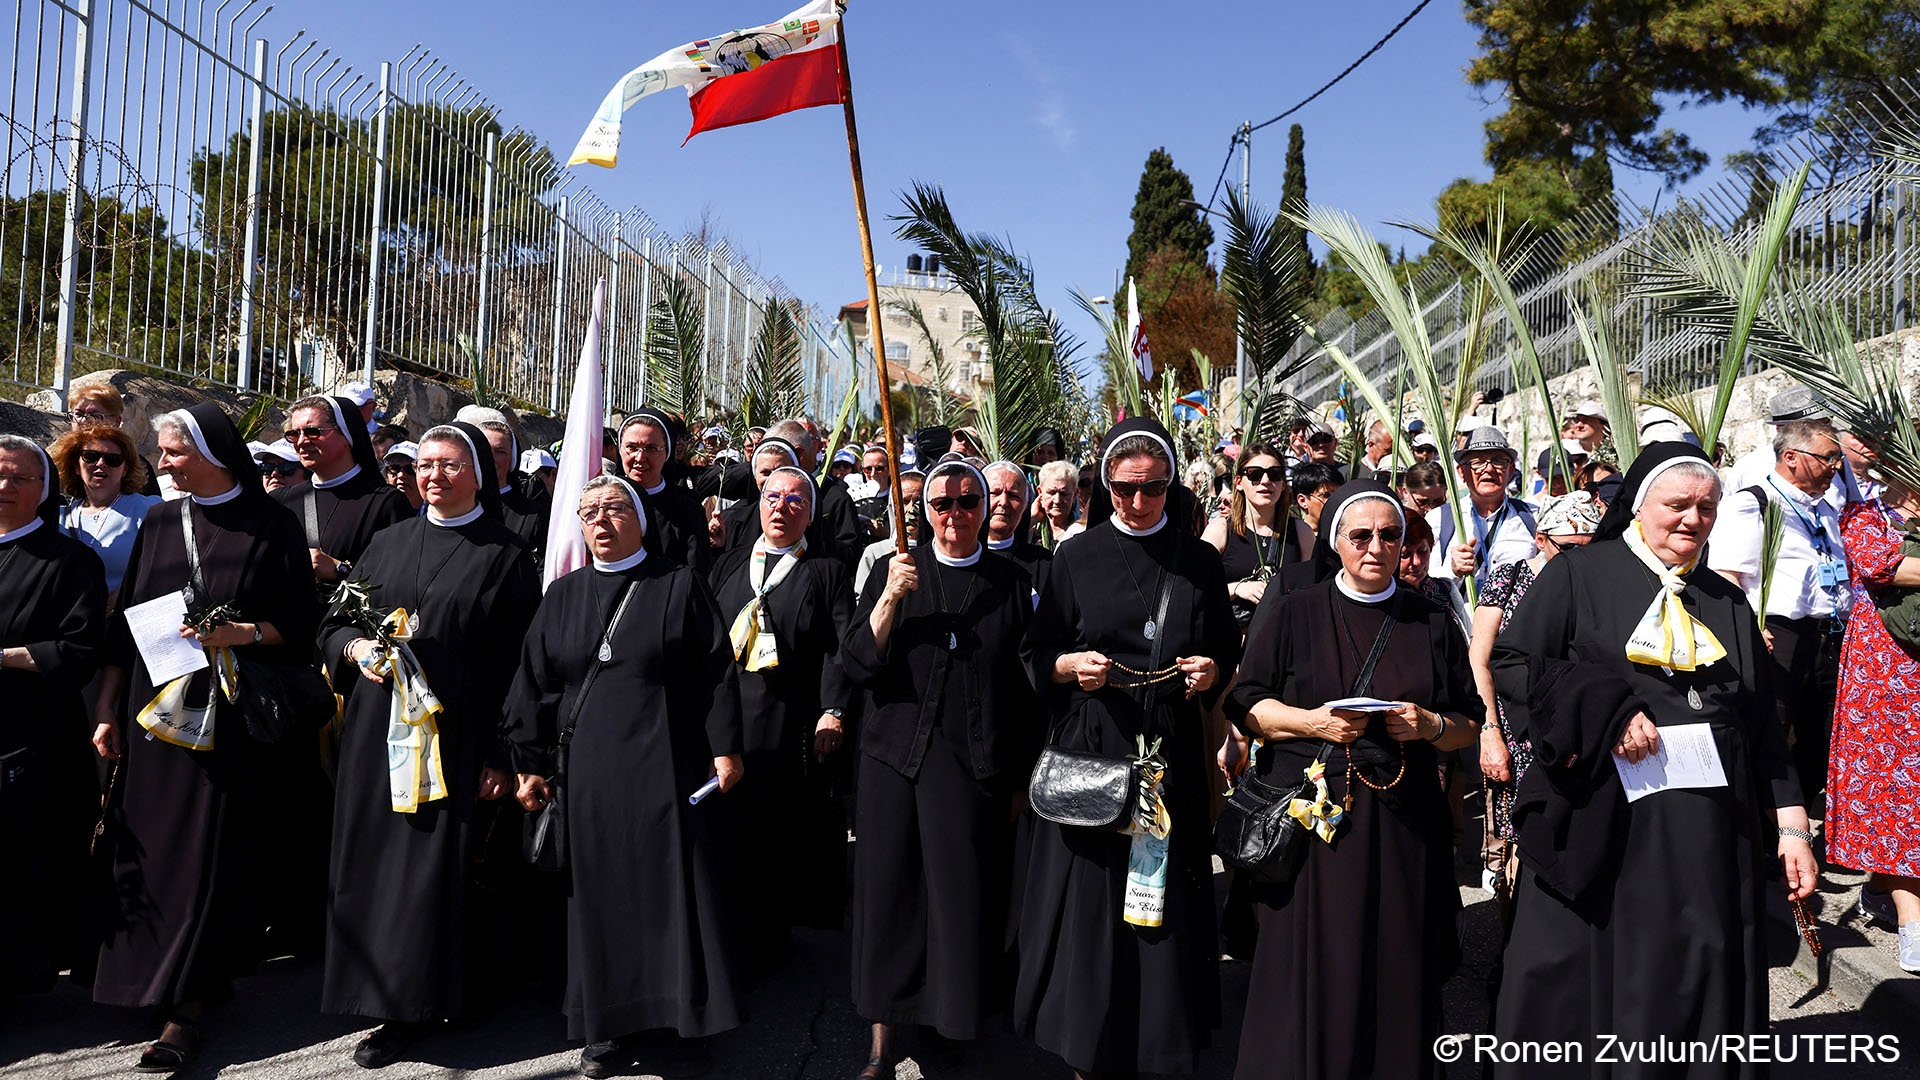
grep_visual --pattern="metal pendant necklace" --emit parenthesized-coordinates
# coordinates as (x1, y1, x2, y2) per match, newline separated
(1112, 529, 1169, 644)
(927, 554, 980, 652)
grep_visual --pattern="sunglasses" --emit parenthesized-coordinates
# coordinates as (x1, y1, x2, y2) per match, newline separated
(1109, 479, 1171, 500)
(258, 461, 301, 478)
(928, 493, 983, 513)
(1239, 466, 1282, 484)
(1307, 435, 1336, 446)
(282, 424, 338, 442)
(1344, 526, 1404, 548)
(383, 463, 413, 476)
(762, 492, 810, 511)
(79, 449, 126, 467)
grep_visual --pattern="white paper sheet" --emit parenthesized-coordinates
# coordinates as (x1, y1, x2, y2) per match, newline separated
(1323, 696, 1401, 713)
(124, 590, 208, 685)
(1612, 722, 1728, 803)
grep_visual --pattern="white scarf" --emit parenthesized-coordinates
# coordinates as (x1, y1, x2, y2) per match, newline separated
(1623, 521, 1727, 672)
(369, 606, 448, 812)
(728, 536, 806, 671)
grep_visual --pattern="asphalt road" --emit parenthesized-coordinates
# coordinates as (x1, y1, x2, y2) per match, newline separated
(3, 876, 1909, 1080)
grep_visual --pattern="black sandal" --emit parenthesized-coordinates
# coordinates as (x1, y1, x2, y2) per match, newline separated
(856, 1056, 897, 1080)
(136, 1020, 200, 1073)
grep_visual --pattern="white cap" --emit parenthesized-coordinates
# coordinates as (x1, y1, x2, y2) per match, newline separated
(519, 447, 557, 472)
(384, 440, 420, 461)
(1411, 431, 1440, 450)
(250, 439, 300, 465)
(338, 381, 376, 407)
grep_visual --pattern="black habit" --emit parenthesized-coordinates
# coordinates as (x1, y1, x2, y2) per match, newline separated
(498, 479, 551, 563)
(724, 474, 863, 569)
(1225, 580, 1480, 1080)
(634, 477, 714, 573)
(270, 465, 412, 582)
(0, 519, 107, 993)
(1012, 519, 1240, 1075)
(987, 536, 1052, 601)
(1489, 540, 1799, 1080)
(708, 541, 855, 943)
(318, 513, 539, 1023)
(502, 553, 747, 1042)
(94, 490, 320, 1008)
(842, 544, 1039, 1038)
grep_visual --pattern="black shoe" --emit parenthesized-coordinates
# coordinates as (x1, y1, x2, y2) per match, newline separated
(135, 1021, 199, 1074)
(855, 1055, 897, 1080)
(662, 1036, 712, 1079)
(352, 1021, 421, 1069)
(581, 1038, 634, 1078)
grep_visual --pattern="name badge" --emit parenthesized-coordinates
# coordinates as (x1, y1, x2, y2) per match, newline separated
(1815, 559, 1845, 590)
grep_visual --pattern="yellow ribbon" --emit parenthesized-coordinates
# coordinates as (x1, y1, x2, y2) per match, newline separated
(136, 646, 238, 751)
(1622, 521, 1727, 672)
(1286, 759, 1345, 844)
(374, 607, 447, 813)
(727, 537, 806, 672)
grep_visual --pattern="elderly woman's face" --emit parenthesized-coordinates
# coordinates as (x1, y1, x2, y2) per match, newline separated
(578, 485, 642, 562)
(760, 470, 813, 548)
(416, 436, 480, 512)
(1636, 469, 1719, 564)
(753, 451, 791, 488)
(1334, 497, 1404, 592)
(156, 426, 229, 496)
(1108, 453, 1170, 531)
(925, 472, 984, 554)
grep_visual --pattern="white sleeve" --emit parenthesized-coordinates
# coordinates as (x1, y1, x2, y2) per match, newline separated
(1705, 489, 1765, 578)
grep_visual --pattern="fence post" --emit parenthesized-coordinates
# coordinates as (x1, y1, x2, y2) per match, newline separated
(474, 131, 497, 367)
(548, 196, 570, 414)
(234, 38, 269, 392)
(52, 0, 97, 395)
(702, 249, 714, 410)
(1896, 181, 1911, 329)
(718, 261, 733, 409)
(638, 235, 654, 407)
(606, 212, 622, 413)
(361, 61, 392, 383)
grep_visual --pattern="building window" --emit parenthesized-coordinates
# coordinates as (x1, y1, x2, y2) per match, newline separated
(885, 341, 910, 362)
(937, 306, 949, 322)
(961, 311, 981, 333)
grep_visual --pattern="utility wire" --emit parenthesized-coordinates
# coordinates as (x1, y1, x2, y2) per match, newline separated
(1205, 0, 1436, 209)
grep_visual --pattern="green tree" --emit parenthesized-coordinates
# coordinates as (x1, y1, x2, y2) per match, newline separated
(1278, 124, 1315, 290)
(1123, 148, 1213, 283)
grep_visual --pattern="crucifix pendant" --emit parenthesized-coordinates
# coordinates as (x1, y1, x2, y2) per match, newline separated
(1687, 687, 1703, 711)
(1143, 619, 1157, 642)
(1342, 792, 1354, 813)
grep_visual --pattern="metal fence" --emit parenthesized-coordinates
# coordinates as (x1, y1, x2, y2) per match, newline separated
(2, 0, 864, 418)
(1278, 78, 1920, 409)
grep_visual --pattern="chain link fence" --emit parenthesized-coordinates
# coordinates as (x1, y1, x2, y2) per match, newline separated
(1278, 78, 1920, 410)
(2, 0, 863, 417)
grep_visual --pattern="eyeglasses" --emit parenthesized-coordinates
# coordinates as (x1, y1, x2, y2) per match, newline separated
(1108, 478, 1170, 500)
(862, 464, 888, 475)
(1545, 535, 1593, 552)
(414, 460, 469, 476)
(1343, 526, 1404, 549)
(624, 442, 667, 457)
(258, 461, 301, 478)
(282, 424, 338, 443)
(79, 449, 126, 468)
(578, 502, 634, 523)
(1790, 447, 1844, 468)
(928, 493, 983, 513)
(1239, 466, 1282, 484)
(1307, 435, 1336, 446)
(70, 410, 116, 423)
(1465, 457, 1511, 473)
(1303, 489, 1333, 503)
(762, 491, 810, 511)
(382, 463, 413, 476)
(0, 473, 44, 488)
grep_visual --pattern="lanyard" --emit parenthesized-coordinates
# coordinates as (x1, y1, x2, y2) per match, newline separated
(1470, 500, 1510, 589)
(1765, 476, 1838, 561)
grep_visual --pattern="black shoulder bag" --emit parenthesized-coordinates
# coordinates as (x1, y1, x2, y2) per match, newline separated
(1028, 546, 1178, 830)
(180, 500, 334, 744)
(1213, 594, 1398, 885)
(525, 578, 639, 872)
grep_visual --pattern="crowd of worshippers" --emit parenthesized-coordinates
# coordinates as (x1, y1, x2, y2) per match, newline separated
(2, 373, 1916, 1080)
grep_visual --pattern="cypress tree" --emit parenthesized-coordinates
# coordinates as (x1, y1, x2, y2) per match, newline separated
(1124, 148, 1213, 283)
(1279, 124, 1315, 286)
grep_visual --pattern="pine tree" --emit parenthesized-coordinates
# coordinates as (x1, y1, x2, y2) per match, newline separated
(1278, 124, 1315, 290)
(1123, 148, 1213, 283)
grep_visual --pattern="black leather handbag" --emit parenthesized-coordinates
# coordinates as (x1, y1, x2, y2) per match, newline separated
(234, 657, 336, 744)
(1213, 594, 1398, 884)
(1029, 548, 1176, 830)
(526, 580, 638, 872)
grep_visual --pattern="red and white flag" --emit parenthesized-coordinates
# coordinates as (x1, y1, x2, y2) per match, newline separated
(541, 279, 607, 590)
(1127, 276, 1153, 382)
(569, 0, 844, 167)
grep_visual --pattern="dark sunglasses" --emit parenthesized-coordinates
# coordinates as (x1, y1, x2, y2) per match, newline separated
(927, 493, 983, 513)
(383, 463, 414, 476)
(1109, 478, 1171, 500)
(1307, 434, 1336, 446)
(282, 424, 337, 442)
(79, 449, 125, 467)
(1239, 466, 1282, 484)
(258, 461, 301, 478)
(1344, 526, 1404, 548)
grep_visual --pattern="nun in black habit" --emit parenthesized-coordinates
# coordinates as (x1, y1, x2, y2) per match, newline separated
(475, 418, 553, 563)
(91, 402, 320, 1071)
(505, 474, 746, 1079)
(982, 458, 1053, 598)
(1012, 419, 1240, 1079)
(317, 422, 541, 1068)
(708, 464, 856, 955)
(1224, 480, 1483, 1080)
(0, 436, 107, 995)
(843, 455, 1041, 1076)
(1488, 443, 1814, 1079)
(619, 408, 714, 573)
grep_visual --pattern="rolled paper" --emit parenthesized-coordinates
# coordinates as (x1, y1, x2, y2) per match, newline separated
(688, 775, 723, 805)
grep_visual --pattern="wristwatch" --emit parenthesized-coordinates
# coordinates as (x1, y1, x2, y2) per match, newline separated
(334, 559, 353, 581)
(824, 708, 845, 720)
(250, 624, 264, 645)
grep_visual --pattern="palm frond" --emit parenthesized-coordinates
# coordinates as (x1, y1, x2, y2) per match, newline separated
(1566, 281, 1639, 470)
(1635, 382, 1712, 444)
(1072, 288, 1141, 420)
(1219, 188, 1314, 445)
(1627, 161, 1811, 450)
(886, 296, 959, 426)
(1757, 499, 1786, 631)
(645, 274, 706, 422)
(457, 332, 492, 409)
(740, 297, 805, 429)
(235, 394, 273, 441)
(1877, 119, 1920, 170)
(1296, 202, 1478, 600)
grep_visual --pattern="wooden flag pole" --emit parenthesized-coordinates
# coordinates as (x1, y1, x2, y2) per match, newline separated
(836, 16, 909, 554)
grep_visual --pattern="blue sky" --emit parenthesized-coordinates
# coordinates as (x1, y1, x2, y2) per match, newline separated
(267, 0, 1780, 375)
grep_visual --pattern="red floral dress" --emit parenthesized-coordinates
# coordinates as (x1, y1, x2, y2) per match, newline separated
(1825, 500, 1920, 876)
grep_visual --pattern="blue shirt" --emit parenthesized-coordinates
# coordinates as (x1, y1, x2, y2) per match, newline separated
(62, 491, 161, 593)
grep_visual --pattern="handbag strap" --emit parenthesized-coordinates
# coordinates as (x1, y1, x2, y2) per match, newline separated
(1348, 592, 1399, 699)
(1145, 535, 1178, 675)
(303, 488, 320, 549)
(558, 579, 640, 749)
(179, 500, 208, 600)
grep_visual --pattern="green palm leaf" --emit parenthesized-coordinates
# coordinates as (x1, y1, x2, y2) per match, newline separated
(1218, 189, 1314, 446)
(740, 296, 805, 429)
(1566, 281, 1639, 470)
(1071, 287, 1142, 420)
(645, 274, 706, 422)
